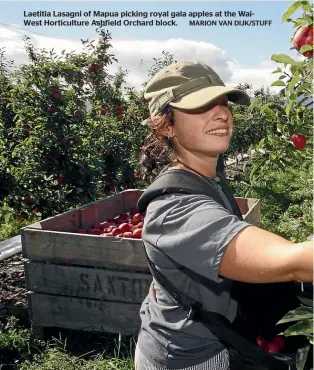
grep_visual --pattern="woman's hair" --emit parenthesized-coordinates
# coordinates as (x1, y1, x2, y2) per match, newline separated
(139, 106, 177, 182)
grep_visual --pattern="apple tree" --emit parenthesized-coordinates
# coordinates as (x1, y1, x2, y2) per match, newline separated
(247, 0, 313, 182)
(0, 29, 149, 221)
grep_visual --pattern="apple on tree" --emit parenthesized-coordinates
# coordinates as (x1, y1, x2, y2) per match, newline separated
(74, 109, 82, 117)
(57, 175, 65, 185)
(291, 133, 306, 149)
(292, 26, 313, 58)
(48, 105, 57, 113)
(89, 63, 101, 72)
(61, 137, 70, 145)
(52, 91, 62, 100)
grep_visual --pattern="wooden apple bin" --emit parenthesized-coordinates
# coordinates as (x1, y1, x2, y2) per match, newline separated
(21, 190, 260, 338)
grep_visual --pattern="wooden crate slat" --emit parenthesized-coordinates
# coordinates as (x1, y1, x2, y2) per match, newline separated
(40, 209, 80, 232)
(25, 261, 151, 303)
(243, 199, 261, 226)
(21, 228, 149, 271)
(122, 189, 144, 213)
(29, 293, 141, 335)
(80, 192, 124, 229)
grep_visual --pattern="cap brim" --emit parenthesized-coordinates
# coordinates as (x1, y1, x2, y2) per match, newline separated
(169, 86, 251, 110)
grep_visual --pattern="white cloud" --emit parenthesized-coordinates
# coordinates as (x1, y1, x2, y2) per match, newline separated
(0, 25, 285, 95)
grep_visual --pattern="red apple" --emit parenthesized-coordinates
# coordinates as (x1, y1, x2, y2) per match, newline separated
(136, 222, 143, 228)
(89, 64, 101, 72)
(291, 133, 306, 150)
(273, 335, 285, 350)
(111, 228, 121, 236)
(89, 228, 102, 235)
(118, 223, 132, 233)
(101, 232, 111, 236)
(76, 229, 87, 234)
(15, 215, 23, 222)
(57, 175, 64, 185)
(256, 336, 266, 350)
(24, 124, 31, 133)
(99, 107, 108, 115)
(48, 105, 57, 113)
(52, 91, 62, 100)
(133, 228, 142, 239)
(74, 110, 82, 117)
(132, 213, 143, 224)
(123, 232, 133, 238)
(119, 213, 129, 219)
(61, 137, 70, 145)
(100, 221, 113, 230)
(264, 342, 281, 354)
(106, 226, 116, 233)
(129, 208, 138, 216)
(292, 26, 313, 58)
(107, 217, 115, 223)
(23, 197, 31, 205)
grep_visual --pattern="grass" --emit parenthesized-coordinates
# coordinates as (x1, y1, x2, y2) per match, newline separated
(0, 317, 135, 369)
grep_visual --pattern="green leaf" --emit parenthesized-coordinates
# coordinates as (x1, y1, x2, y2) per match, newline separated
(281, 1, 302, 23)
(249, 161, 263, 182)
(294, 17, 310, 27)
(295, 82, 311, 95)
(271, 67, 282, 74)
(287, 72, 300, 93)
(283, 319, 313, 337)
(301, 1, 312, 12)
(249, 97, 261, 111)
(277, 306, 313, 324)
(297, 294, 314, 307)
(271, 53, 298, 65)
(299, 44, 313, 54)
(285, 99, 294, 116)
(298, 344, 310, 370)
(303, 14, 313, 25)
(271, 80, 286, 87)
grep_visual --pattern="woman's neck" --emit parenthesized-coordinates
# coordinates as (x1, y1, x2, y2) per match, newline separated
(171, 156, 218, 179)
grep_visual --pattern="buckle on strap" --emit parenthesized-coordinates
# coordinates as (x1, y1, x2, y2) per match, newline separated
(186, 303, 202, 320)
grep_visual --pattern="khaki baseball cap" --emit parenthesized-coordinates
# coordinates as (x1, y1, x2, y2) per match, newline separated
(143, 60, 250, 121)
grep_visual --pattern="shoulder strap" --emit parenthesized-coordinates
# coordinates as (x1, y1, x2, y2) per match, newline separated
(137, 169, 242, 219)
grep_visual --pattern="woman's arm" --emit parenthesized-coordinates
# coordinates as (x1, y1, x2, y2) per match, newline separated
(219, 225, 313, 283)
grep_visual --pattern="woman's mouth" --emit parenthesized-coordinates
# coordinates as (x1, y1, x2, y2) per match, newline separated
(206, 128, 229, 137)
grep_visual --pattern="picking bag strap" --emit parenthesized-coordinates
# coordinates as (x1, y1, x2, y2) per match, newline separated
(144, 247, 289, 370)
(138, 170, 229, 214)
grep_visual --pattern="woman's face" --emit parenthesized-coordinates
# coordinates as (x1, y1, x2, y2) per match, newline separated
(169, 95, 233, 159)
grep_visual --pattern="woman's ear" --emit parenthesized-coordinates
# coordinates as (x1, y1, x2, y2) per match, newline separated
(160, 125, 174, 139)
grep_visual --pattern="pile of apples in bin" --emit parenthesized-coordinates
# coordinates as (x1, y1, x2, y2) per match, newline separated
(256, 335, 285, 353)
(74, 208, 143, 239)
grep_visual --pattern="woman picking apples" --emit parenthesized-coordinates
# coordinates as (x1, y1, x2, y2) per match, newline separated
(134, 61, 313, 370)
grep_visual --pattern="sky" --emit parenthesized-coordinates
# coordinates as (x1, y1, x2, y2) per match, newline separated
(0, 1, 305, 94)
